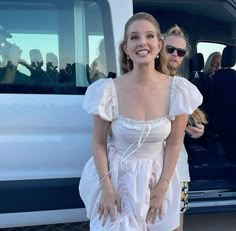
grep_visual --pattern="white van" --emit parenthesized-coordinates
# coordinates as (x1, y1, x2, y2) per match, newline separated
(1, 0, 235, 228)
(0, 0, 132, 228)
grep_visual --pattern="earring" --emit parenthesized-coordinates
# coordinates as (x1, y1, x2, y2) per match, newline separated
(127, 55, 130, 60)
(156, 54, 159, 59)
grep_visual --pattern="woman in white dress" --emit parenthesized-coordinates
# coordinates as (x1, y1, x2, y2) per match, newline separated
(79, 12, 203, 231)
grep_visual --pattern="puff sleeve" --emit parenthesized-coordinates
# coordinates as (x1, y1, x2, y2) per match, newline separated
(169, 76, 203, 119)
(82, 79, 118, 121)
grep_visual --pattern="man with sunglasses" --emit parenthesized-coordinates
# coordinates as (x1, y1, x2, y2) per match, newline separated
(166, 45, 186, 58)
(164, 31, 188, 76)
(163, 25, 206, 231)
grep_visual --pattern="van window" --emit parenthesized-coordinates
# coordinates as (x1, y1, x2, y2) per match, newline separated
(0, 0, 115, 94)
(197, 42, 236, 70)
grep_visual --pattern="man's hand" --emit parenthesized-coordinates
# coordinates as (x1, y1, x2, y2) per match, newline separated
(185, 123, 204, 139)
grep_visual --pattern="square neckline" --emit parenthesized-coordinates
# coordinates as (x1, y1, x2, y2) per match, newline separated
(110, 76, 177, 123)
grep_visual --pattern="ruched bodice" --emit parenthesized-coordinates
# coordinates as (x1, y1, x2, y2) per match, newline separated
(110, 116, 170, 159)
(79, 77, 203, 231)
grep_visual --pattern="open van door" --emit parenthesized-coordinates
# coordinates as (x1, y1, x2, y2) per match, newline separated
(134, 0, 236, 214)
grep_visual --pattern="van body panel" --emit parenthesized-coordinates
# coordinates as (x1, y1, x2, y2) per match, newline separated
(0, 0, 133, 227)
(0, 94, 91, 180)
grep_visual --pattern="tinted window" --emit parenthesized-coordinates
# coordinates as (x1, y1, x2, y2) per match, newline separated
(0, 0, 115, 94)
(197, 42, 236, 70)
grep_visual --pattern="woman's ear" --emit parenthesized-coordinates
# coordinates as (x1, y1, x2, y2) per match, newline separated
(158, 38, 164, 52)
(123, 43, 128, 56)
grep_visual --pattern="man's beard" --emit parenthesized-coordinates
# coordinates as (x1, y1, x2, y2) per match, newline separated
(168, 63, 178, 76)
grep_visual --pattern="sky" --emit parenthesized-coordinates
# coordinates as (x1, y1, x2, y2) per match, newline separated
(8, 34, 235, 75)
(9, 33, 104, 75)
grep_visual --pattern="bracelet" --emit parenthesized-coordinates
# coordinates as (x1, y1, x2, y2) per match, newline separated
(99, 172, 110, 182)
(160, 177, 170, 184)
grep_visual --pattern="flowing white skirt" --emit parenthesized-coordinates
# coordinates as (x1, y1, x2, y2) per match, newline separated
(79, 144, 181, 231)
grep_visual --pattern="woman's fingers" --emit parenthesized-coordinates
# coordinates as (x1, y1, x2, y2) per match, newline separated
(158, 206, 163, 219)
(98, 193, 121, 225)
(147, 206, 162, 224)
(146, 210, 153, 221)
(99, 204, 117, 225)
(116, 196, 122, 213)
(147, 198, 164, 223)
(151, 205, 163, 224)
(102, 209, 109, 226)
(98, 205, 104, 220)
(151, 209, 159, 224)
(147, 207, 157, 222)
(102, 207, 116, 226)
(109, 207, 115, 222)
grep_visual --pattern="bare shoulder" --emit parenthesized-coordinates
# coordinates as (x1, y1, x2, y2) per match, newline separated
(112, 73, 130, 89)
(159, 74, 174, 88)
(164, 74, 173, 83)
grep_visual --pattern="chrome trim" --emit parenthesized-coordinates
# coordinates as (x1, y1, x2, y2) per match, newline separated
(189, 199, 236, 208)
(189, 191, 236, 199)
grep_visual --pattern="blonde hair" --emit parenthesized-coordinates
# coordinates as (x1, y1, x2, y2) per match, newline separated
(163, 24, 191, 56)
(119, 12, 169, 75)
(203, 52, 221, 74)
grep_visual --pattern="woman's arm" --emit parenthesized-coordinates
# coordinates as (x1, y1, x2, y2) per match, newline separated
(161, 114, 188, 182)
(92, 115, 111, 185)
(92, 115, 121, 225)
(147, 114, 188, 223)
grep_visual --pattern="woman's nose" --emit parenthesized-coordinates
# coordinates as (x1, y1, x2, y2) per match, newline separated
(138, 36, 147, 46)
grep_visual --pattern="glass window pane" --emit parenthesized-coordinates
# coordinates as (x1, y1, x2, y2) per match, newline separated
(198, 42, 236, 70)
(0, 0, 115, 94)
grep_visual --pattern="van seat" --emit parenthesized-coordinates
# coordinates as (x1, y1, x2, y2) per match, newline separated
(211, 45, 236, 160)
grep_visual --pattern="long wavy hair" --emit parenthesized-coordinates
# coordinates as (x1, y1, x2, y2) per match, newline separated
(119, 12, 169, 75)
(203, 51, 221, 75)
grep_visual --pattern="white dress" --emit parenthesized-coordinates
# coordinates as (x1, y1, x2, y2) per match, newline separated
(79, 76, 203, 231)
(177, 141, 191, 182)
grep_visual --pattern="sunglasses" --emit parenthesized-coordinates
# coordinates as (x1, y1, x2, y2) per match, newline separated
(166, 45, 186, 57)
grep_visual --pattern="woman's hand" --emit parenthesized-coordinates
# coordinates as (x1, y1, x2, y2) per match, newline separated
(146, 178, 169, 224)
(185, 123, 204, 139)
(98, 185, 121, 226)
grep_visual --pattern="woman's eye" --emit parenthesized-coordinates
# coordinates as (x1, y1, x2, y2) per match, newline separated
(147, 34, 154, 38)
(130, 36, 138, 40)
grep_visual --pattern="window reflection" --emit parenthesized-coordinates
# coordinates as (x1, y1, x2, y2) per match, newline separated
(0, 0, 115, 94)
